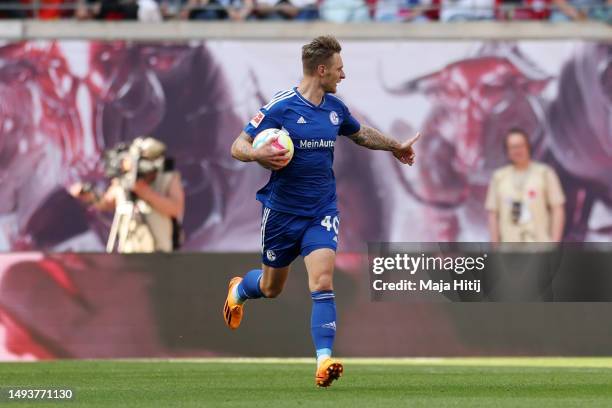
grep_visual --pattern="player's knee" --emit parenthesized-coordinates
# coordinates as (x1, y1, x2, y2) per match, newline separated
(310, 273, 333, 292)
(261, 284, 283, 298)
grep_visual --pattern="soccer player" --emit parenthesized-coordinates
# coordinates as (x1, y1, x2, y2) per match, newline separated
(224, 35, 420, 387)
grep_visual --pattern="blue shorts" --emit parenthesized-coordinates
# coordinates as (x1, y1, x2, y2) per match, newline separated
(260, 207, 340, 268)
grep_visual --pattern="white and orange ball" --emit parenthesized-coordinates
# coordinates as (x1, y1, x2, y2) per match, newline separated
(252, 128, 294, 163)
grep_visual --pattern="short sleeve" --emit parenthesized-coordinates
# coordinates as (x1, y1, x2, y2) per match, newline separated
(339, 104, 361, 136)
(485, 171, 500, 211)
(544, 166, 566, 206)
(244, 106, 283, 138)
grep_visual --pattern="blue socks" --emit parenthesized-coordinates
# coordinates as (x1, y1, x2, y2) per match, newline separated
(311, 290, 336, 366)
(234, 269, 265, 304)
(234, 274, 337, 365)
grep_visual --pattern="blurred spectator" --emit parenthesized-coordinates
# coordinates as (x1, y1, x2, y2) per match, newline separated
(76, 0, 139, 19)
(550, 0, 611, 21)
(440, 0, 495, 20)
(251, 0, 318, 20)
(181, 0, 253, 19)
(374, 0, 438, 21)
(157, 0, 184, 18)
(0, 0, 27, 17)
(138, 0, 162, 20)
(320, 0, 370, 21)
(182, 0, 228, 19)
(496, 0, 551, 19)
(37, 0, 70, 18)
(485, 128, 566, 243)
(1, 0, 74, 19)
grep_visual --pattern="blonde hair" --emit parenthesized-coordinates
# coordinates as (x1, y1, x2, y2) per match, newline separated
(302, 36, 342, 75)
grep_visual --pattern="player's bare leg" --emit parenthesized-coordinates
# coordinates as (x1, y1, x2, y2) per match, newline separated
(305, 248, 343, 387)
(223, 264, 289, 329)
(260, 264, 290, 298)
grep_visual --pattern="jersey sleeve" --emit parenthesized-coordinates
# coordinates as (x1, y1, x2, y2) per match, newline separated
(339, 103, 361, 136)
(244, 104, 283, 138)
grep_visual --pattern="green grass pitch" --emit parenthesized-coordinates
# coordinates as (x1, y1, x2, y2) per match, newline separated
(1, 358, 612, 407)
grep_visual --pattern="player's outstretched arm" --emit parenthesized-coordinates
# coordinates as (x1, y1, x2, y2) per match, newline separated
(347, 125, 421, 165)
(231, 131, 290, 170)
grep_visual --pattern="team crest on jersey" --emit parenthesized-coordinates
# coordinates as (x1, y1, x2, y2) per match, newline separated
(266, 250, 276, 261)
(329, 111, 339, 125)
(250, 111, 265, 128)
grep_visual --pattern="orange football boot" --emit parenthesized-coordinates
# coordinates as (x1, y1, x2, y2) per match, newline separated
(223, 277, 244, 330)
(315, 358, 343, 388)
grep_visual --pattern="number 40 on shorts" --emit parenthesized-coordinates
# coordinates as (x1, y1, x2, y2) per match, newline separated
(320, 216, 339, 234)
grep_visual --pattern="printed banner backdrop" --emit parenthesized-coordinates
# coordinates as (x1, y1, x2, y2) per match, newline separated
(0, 40, 610, 252)
(3, 252, 612, 361)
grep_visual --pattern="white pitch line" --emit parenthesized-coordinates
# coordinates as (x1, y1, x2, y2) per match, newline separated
(81, 357, 612, 369)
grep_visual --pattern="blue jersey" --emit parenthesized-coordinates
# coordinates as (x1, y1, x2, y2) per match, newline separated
(244, 87, 361, 217)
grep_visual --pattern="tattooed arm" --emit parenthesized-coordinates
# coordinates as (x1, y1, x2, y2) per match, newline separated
(347, 125, 421, 165)
(347, 125, 402, 151)
(231, 131, 257, 162)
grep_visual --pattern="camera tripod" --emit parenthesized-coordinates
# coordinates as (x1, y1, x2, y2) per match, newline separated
(106, 196, 136, 253)
(106, 189, 157, 253)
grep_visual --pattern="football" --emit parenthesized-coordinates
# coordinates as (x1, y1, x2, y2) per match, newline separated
(252, 128, 294, 163)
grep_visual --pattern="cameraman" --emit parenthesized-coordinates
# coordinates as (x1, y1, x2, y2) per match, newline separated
(70, 137, 185, 253)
